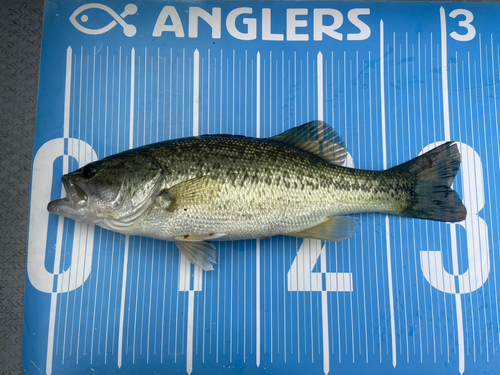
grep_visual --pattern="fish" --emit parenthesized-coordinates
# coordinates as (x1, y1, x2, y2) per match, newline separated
(47, 121, 467, 271)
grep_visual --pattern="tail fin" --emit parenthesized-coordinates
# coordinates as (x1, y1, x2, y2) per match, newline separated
(390, 142, 467, 223)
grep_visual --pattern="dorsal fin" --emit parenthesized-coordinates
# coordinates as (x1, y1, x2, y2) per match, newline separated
(268, 121, 347, 165)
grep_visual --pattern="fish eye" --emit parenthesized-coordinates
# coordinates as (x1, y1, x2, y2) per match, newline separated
(82, 163, 98, 179)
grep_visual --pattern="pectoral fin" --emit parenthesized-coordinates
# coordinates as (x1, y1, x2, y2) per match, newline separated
(157, 175, 221, 212)
(289, 216, 358, 241)
(175, 241, 217, 271)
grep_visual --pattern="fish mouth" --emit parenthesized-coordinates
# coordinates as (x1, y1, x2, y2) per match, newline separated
(47, 175, 92, 220)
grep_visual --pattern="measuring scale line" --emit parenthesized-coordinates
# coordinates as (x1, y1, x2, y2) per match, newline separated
(379, 20, 397, 369)
(478, 34, 494, 360)
(174, 48, 203, 375)
(317, 51, 330, 375)
(440, 7, 465, 374)
(118, 47, 135, 368)
(46, 46, 73, 375)
(256, 51, 261, 368)
(489, 34, 500, 349)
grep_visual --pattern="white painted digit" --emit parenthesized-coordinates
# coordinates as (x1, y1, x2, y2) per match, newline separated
(27, 138, 97, 293)
(449, 9, 476, 42)
(287, 239, 353, 292)
(287, 151, 354, 292)
(420, 142, 489, 294)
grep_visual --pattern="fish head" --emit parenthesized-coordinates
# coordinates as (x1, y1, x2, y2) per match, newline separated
(47, 152, 164, 226)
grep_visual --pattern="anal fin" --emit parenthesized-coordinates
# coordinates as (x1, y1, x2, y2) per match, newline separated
(289, 216, 358, 241)
(175, 241, 217, 271)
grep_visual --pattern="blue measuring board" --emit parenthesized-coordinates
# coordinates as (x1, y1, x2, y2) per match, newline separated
(24, 1, 500, 374)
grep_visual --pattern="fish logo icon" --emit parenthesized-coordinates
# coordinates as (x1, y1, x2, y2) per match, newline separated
(69, 3, 138, 37)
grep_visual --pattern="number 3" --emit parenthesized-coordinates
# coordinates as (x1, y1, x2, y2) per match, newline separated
(449, 9, 476, 42)
(420, 142, 489, 294)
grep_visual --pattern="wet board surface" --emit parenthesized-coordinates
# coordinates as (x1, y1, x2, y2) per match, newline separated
(24, 1, 500, 374)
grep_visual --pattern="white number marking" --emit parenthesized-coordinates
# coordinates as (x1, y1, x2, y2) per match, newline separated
(449, 9, 476, 42)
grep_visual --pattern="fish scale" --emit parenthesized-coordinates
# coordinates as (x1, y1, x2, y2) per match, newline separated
(47, 121, 466, 270)
(145, 138, 338, 237)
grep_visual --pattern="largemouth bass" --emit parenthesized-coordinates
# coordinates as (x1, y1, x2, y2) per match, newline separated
(47, 121, 466, 270)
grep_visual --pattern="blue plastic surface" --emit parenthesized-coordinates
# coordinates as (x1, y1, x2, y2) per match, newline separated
(24, 1, 500, 374)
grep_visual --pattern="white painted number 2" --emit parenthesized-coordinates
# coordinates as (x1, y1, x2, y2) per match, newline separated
(449, 9, 476, 42)
(287, 152, 355, 292)
(287, 239, 353, 292)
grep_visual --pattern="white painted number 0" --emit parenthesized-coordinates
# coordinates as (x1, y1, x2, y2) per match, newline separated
(27, 138, 97, 293)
